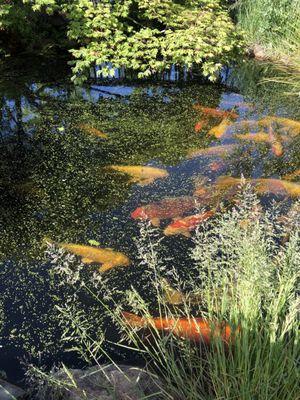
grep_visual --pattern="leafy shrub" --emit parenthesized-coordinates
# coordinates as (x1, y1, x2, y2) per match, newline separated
(1, 1, 245, 81)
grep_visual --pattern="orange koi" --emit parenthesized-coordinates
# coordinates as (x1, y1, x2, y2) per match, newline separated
(268, 126, 283, 157)
(193, 105, 238, 119)
(122, 311, 236, 345)
(163, 210, 214, 237)
(131, 197, 197, 226)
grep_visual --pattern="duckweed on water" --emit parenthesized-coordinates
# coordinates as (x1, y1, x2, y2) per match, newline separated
(0, 59, 299, 381)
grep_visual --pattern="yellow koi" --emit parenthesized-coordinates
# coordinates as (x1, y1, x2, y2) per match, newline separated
(107, 165, 169, 186)
(259, 116, 300, 135)
(47, 240, 130, 273)
(208, 118, 232, 138)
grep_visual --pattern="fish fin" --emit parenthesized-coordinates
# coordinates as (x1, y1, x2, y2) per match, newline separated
(81, 257, 94, 264)
(138, 178, 154, 186)
(181, 230, 191, 238)
(98, 263, 115, 273)
(150, 218, 160, 227)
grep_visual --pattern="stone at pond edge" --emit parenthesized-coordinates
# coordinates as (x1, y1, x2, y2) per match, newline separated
(0, 378, 25, 400)
(38, 365, 163, 400)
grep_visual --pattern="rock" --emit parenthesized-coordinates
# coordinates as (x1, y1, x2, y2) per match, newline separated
(0, 378, 25, 400)
(40, 364, 163, 400)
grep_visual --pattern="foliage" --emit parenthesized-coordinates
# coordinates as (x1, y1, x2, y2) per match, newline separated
(29, 188, 300, 400)
(235, 0, 300, 56)
(0, 1, 245, 81)
(0, 0, 68, 55)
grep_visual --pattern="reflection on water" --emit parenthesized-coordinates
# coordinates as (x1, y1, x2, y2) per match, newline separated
(0, 59, 299, 382)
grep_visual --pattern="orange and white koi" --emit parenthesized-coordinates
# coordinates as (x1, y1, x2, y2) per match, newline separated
(163, 210, 214, 237)
(122, 311, 236, 345)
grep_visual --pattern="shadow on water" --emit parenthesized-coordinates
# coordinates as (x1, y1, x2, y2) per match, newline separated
(0, 57, 299, 383)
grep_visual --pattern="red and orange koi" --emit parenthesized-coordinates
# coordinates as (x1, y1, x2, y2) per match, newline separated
(193, 105, 238, 119)
(163, 210, 214, 237)
(122, 311, 237, 345)
(131, 196, 197, 226)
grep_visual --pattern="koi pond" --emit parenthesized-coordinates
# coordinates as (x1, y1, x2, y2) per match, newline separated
(0, 58, 299, 383)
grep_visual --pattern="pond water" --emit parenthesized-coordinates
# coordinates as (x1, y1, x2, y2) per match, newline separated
(0, 58, 299, 383)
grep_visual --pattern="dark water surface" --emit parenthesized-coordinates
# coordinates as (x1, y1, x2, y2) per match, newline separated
(0, 59, 299, 383)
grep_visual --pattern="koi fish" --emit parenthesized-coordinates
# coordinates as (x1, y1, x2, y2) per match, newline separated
(187, 144, 238, 159)
(259, 116, 300, 135)
(234, 130, 283, 157)
(282, 169, 300, 181)
(194, 119, 209, 133)
(215, 176, 300, 198)
(255, 179, 300, 198)
(193, 105, 238, 119)
(78, 124, 108, 139)
(163, 210, 214, 237)
(131, 196, 197, 226)
(208, 119, 232, 138)
(107, 165, 169, 186)
(122, 311, 236, 345)
(234, 132, 270, 143)
(47, 240, 131, 273)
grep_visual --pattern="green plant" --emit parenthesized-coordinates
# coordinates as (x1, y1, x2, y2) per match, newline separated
(235, 0, 300, 56)
(1, 1, 245, 81)
(30, 186, 300, 400)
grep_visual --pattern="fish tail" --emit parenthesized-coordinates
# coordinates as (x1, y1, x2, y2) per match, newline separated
(121, 311, 148, 328)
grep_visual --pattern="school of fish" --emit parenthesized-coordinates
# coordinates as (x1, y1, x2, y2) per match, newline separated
(50, 107, 299, 345)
